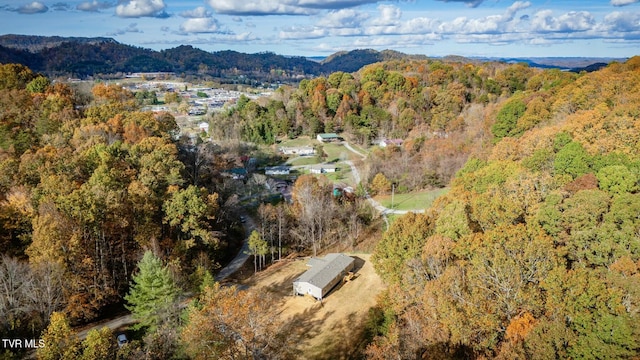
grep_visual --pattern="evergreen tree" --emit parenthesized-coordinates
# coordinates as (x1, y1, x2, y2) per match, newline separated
(124, 251, 180, 333)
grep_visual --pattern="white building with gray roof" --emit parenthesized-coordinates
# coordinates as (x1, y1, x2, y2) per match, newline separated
(293, 253, 355, 301)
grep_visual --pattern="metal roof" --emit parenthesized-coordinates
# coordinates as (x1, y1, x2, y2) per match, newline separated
(294, 253, 354, 289)
(317, 133, 339, 139)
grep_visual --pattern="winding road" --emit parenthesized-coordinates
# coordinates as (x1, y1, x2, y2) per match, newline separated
(75, 217, 255, 340)
(341, 142, 424, 216)
(73, 141, 412, 340)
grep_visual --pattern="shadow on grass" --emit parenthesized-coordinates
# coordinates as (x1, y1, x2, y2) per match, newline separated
(307, 311, 369, 360)
(278, 306, 336, 359)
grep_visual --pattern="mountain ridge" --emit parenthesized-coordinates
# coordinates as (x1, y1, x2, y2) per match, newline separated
(0, 34, 622, 79)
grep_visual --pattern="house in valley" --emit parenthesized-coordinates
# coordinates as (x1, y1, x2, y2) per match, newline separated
(279, 146, 315, 156)
(293, 253, 355, 301)
(309, 164, 337, 174)
(265, 166, 291, 175)
(316, 133, 339, 142)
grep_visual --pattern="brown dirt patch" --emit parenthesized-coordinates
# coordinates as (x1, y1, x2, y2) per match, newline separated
(242, 253, 385, 359)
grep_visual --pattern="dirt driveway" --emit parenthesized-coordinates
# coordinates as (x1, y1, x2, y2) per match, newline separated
(242, 253, 385, 359)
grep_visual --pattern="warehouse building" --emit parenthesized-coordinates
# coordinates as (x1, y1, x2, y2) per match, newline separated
(293, 253, 355, 301)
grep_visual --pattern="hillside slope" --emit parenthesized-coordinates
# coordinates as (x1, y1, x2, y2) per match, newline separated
(368, 57, 640, 359)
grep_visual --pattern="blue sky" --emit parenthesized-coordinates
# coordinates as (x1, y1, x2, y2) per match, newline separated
(0, 0, 639, 58)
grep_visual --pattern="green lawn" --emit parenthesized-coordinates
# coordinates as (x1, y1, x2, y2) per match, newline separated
(286, 156, 319, 166)
(321, 142, 364, 162)
(323, 163, 353, 184)
(277, 136, 316, 147)
(375, 188, 449, 211)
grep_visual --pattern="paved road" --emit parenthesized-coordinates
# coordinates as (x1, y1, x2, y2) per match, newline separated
(342, 146, 424, 216)
(214, 215, 254, 282)
(76, 314, 134, 340)
(73, 214, 254, 340)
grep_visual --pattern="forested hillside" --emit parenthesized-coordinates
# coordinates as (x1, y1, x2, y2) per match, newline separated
(0, 63, 377, 358)
(0, 35, 422, 80)
(1, 53, 639, 358)
(212, 58, 565, 189)
(367, 58, 640, 359)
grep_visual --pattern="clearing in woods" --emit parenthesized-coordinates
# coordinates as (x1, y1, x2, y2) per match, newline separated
(241, 253, 384, 359)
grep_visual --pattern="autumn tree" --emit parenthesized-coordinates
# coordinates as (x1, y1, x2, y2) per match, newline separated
(181, 283, 293, 360)
(372, 213, 434, 284)
(247, 230, 268, 273)
(37, 312, 80, 360)
(291, 175, 334, 256)
(370, 172, 391, 195)
(163, 185, 219, 250)
(81, 327, 117, 360)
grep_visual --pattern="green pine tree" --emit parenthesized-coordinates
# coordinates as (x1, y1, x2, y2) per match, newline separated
(124, 251, 180, 333)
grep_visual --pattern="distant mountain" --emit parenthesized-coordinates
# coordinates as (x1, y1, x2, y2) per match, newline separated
(0, 35, 327, 79)
(479, 56, 627, 72)
(321, 49, 428, 73)
(0, 34, 116, 52)
(0, 34, 620, 79)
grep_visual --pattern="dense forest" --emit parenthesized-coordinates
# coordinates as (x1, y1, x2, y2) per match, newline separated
(210, 56, 640, 359)
(1, 52, 639, 359)
(0, 62, 376, 359)
(212, 57, 560, 189)
(0, 35, 429, 81)
(365, 59, 640, 358)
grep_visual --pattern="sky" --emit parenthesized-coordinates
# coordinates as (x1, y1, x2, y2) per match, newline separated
(0, 0, 639, 58)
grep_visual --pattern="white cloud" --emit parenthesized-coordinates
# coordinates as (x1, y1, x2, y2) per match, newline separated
(206, 0, 315, 15)
(179, 18, 223, 33)
(371, 4, 401, 26)
(505, 1, 531, 21)
(296, 0, 379, 8)
(206, 0, 382, 15)
(17, 1, 48, 14)
(435, 0, 484, 8)
(77, 1, 112, 12)
(611, 0, 639, 6)
(180, 6, 211, 18)
(316, 9, 369, 28)
(438, 2, 529, 35)
(353, 33, 441, 47)
(601, 11, 640, 32)
(115, 0, 166, 18)
(279, 26, 328, 39)
(531, 10, 595, 33)
(52, 2, 71, 11)
(142, 32, 259, 47)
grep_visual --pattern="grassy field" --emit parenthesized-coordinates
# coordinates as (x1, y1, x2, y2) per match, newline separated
(278, 136, 316, 147)
(323, 163, 353, 184)
(286, 156, 319, 166)
(375, 188, 449, 211)
(320, 143, 350, 162)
